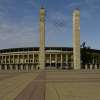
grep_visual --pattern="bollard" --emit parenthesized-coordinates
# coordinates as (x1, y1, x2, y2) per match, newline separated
(95, 64, 97, 69)
(26, 65, 29, 72)
(20, 65, 23, 71)
(5, 65, 7, 71)
(85, 64, 88, 70)
(31, 65, 34, 71)
(0, 65, 2, 71)
(10, 65, 13, 71)
(90, 64, 93, 70)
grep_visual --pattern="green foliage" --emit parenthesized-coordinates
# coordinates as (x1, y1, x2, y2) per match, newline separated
(81, 42, 93, 64)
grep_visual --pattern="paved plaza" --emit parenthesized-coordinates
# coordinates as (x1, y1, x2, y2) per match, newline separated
(0, 70, 100, 100)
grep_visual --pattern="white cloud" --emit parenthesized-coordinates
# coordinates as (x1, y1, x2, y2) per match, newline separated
(0, 0, 41, 49)
(0, 15, 39, 49)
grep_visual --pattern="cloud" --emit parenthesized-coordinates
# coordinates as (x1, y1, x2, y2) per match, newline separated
(0, 0, 42, 49)
(0, 23, 39, 49)
(0, 0, 100, 49)
(0, 19, 39, 48)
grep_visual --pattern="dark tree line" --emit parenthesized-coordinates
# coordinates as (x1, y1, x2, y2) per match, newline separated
(81, 42, 93, 64)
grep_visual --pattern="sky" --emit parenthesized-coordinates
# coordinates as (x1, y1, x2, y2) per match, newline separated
(0, 0, 100, 49)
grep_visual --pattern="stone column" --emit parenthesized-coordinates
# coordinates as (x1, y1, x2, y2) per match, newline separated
(0, 56, 1, 70)
(55, 54, 57, 68)
(32, 54, 34, 70)
(26, 64, 28, 72)
(23, 54, 24, 64)
(31, 65, 34, 71)
(20, 65, 23, 71)
(27, 54, 29, 71)
(15, 65, 17, 71)
(50, 54, 51, 68)
(13, 55, 14, 64)
(90, 64, 93, 70)
(85, 64, 88, 70)
(61, 54, 63, 69)
(16, 54, 19, 70)
(33, 54, 34, 70)
(4, 56, 7, 71)
(66, 54, 68, 68)
(0, 65, 1, 70)
(73, 9, 81, 70)
(9, 55, 11, 71)
(18, 54, 20, 64)
(95, 64, 97, 69)
(13, 55, 14, 71)
(5, 56, 6, 65)
(0, 56, 3, 71)
(39, 7, 45, 69)
(92, 55, 94, 64)
(10, 65, 13, 71)
(5, 65, 7, 71)
(9, 55, 10, 65)
(22, 54, 24, 71)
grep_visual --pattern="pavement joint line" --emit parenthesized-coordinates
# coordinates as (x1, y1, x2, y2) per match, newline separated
(14, 71, 46, 100)
(0, 73, 38, 100)
(1, 71, 100, 100)
(52, 83, 61, 100)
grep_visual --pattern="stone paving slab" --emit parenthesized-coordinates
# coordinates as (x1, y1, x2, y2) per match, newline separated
(15, 71, 46, 100)
(45, 71, 100, 100)
(0, 72, 38, 100)
(0, 71, 100, 100)
(46, 83, 100, 100)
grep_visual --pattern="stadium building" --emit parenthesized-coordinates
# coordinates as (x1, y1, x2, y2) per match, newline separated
(0, 7, 100, 71)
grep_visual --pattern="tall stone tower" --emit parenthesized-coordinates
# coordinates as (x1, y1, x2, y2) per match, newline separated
(73, 9, 81, 70)
(39, 7, 45, 69)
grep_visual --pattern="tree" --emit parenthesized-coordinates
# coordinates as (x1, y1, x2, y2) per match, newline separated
(81, 42, 93, 65)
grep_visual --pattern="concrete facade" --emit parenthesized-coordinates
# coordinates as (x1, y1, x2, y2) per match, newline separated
(0, 49, 72, 71)
(0, 47, 100, 71)
(73, 9, 81, 70)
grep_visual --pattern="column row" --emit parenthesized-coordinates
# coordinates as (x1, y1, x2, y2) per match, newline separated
(85, 64, 100, 70)
(45, 54, 70, 69)
(0, 54, 39, 65)
(0, 64, 37, 71)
